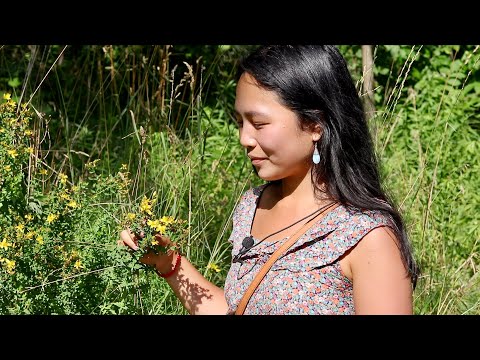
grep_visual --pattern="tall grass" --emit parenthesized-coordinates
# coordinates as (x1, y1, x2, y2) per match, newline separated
(363, 45, 480, 314)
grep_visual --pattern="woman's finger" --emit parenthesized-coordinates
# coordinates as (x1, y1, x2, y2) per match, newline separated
(119, 229, 139, 250)
(139, 250, 158, 266)
(154, 233, 173, 247)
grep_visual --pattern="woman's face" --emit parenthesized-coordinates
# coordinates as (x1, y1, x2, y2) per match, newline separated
(234, 72, 320, 182)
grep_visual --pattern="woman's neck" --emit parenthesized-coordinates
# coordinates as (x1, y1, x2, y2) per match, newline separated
(273, 169, 327, 209)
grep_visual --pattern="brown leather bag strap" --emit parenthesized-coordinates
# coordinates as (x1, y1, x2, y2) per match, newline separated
(234, 202, 339, 315)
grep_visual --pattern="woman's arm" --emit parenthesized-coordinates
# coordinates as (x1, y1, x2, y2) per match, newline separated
(119, 230, 229, 315)
(347, 226, 413, 315)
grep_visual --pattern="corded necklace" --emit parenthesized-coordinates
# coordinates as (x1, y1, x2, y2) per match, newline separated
(232, 200, 336, 263)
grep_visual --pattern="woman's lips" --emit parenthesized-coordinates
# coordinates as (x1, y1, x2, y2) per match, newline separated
(249, 156, 267, 165)
(251, 159, 265, 165)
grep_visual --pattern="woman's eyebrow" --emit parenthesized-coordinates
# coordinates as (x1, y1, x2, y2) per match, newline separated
(233, 109, 268, 118)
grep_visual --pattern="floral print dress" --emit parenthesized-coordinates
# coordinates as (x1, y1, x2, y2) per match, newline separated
(224, 184, 393, 315)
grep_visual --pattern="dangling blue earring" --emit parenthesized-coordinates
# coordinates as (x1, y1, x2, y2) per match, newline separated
(312, 142, 320, 164)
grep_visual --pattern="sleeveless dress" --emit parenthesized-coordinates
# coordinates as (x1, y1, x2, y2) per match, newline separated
(223, 184, 393, 315)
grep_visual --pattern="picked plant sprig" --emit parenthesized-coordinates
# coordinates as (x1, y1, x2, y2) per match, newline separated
(122, 192, 187, 263)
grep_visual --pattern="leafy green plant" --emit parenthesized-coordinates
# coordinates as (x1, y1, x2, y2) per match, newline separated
(0, 94, 181, 314)
(372, 45, 480, 314)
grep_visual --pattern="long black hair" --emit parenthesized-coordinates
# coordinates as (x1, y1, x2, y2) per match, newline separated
(237, 45, 419, 288)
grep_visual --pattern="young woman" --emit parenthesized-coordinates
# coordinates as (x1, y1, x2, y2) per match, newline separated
(119, 45, 419, 315)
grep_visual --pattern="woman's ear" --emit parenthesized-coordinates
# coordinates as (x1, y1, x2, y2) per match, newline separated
(311, 123, 322, 142)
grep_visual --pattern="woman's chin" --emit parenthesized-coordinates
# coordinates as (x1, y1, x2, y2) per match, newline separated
(252, 162, 283, 182)
(256, 169, 281, 182)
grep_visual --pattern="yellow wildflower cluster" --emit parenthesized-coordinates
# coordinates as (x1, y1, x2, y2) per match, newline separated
(15, 223, 25, 237)
(160, 216, 175, 225)
(0, 238, 12, 250)
(85, 159, 100, 169)
(67, 200, 78, 209)
(46, 213, 60, 224)
(0, 220, 16, 274)
(2, 93, 16, 113)
(58, 173, 68, 185)
(7, 149, 18, 158)
(0, 258, 16, 274)
(0, 92, 34, 183)
(74, 259, 83, 270)
(207, 263, 221, 273)
(123, 190, 188, 258)
(62, 249, 84, 272)
(57, 188, 81, 211)
(139, 195, 155, 216)
(145, 215, 176, 234)
(116, 165, 132, 195)
(146, 219, 167, 234)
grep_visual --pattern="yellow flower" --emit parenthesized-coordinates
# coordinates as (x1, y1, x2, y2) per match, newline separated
(25, 231, 35, 240)
(4, 259, 15, 274)
(121, 163, 128, 170)
(24, 129, 33, 136)
(36, 235, 44, 244)
(160, 216, 175, 225)
(60, 193, 71, 201)
(126, 213, 136, 221)
(15, 224, 25, 234)
(7, 149, 18, 158)
(67, 200, 78, 208)
(0, 128, 4, 133)
(85, 159, 100, 169)
(25, 214, 34, 221)
(207, 263, 221, 273)
(71, 185, 79, 192)
(46, 213, 59, 224)
(0, 238, 12, 250)
(4, 165, 11, 172)
(151, 237, 159, 246)
(74, 259, 83, 270)
(139, 196, 153, 215)
(3, 93, 11, 100)
(146, 219, 166, 233)
(26, 146, 34, 154)
(39, 169, 48, 175)
(58, 173, 68, 185)
(147, 218, 159, 228)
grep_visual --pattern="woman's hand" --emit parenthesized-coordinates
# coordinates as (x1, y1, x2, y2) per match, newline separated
(118, 228, 141, 250)
(118, 229, 177, 273)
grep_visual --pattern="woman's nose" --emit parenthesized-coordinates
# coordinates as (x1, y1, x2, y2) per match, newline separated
(239, 125, 257, 149)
